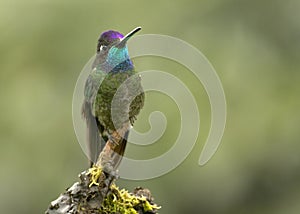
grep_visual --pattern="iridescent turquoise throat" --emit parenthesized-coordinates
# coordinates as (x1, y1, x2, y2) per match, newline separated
(101, 46, 133, 73)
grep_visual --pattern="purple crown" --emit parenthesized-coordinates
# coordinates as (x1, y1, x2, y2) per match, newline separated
(101, 30, 124, 42)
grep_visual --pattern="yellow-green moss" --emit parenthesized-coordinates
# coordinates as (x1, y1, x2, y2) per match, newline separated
(87, 166, 102, 187)
(100, 184, 161, 214)
(87, 166, 160, 213)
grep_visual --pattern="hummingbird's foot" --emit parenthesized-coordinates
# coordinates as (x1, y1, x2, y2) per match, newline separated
(101, 159, 114, 174)
(100, 154, 119, 179)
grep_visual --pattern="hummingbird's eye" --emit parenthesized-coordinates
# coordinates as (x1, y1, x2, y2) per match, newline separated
(100, 45, 108, 52)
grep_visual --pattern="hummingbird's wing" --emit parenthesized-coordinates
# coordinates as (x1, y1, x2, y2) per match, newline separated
(82, 70, 106, 166)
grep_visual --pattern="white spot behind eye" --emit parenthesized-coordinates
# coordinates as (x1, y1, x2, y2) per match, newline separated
(100, 45, 107, 52)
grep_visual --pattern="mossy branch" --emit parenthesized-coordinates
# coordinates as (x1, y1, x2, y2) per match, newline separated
(45, 167, 160, 214)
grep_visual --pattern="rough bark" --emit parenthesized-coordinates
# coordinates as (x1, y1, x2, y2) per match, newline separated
(45, 168, 160, 214)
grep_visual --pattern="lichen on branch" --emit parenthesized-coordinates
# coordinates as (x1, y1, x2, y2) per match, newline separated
(45, 167, 160, 214)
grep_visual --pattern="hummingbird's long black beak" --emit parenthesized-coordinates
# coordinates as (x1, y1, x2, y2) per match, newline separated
(116, 27, 141, 48)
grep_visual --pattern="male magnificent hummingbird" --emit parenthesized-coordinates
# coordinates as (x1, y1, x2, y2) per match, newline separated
(82, 27, 144, 171)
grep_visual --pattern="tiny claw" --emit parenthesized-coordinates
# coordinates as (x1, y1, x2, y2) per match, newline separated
(111, 169, 120, 179)
(102, 162, 114, 174)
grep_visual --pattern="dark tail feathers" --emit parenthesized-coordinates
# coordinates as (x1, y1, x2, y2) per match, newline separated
(82, 101, 104, 167)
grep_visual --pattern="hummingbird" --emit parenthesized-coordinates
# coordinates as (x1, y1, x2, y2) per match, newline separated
(82, 27, 144, 171)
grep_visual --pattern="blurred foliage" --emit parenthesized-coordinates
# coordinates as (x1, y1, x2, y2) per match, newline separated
(0, 0, 300, 213)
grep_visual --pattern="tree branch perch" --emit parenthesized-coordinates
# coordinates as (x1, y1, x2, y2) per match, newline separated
(45, 167, 160, 214)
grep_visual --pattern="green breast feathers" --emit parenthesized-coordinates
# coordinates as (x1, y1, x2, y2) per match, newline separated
(86, 69, 144, 133)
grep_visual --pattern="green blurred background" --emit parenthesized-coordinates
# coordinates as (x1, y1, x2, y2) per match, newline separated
(1, 0, 300, 213)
